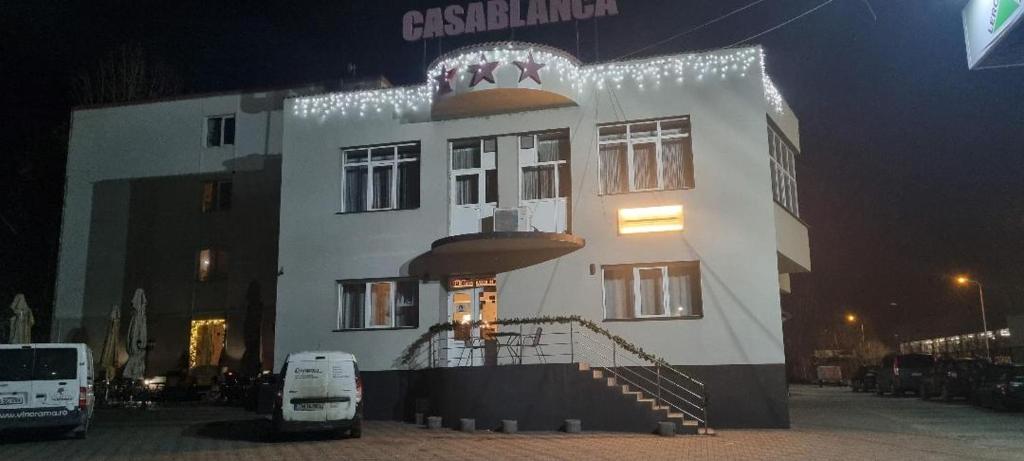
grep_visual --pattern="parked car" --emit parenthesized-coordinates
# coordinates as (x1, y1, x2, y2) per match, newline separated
(850, 366, 879, 392)
(876, 353, 933, 397)
(919, 357, 988, 401)
(0, 344, 95, 439)
(270, 351, 362, 438)
(971, 364, 1024, 411)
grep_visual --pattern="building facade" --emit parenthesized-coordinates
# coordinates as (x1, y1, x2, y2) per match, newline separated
(55, 42, 809, 427)
(276, 43, 810, 426)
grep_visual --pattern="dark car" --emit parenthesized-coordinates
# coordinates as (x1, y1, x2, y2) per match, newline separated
(919, 358, 989, 402)
(876, 353, 933, 396)
(850, 366, 879, 392)
(971, 364, 1024, 411)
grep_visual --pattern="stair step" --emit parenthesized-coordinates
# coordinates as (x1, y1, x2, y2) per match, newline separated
(666, 412, 685, 419)
(606, 377, 617, 386)
(592, 370, 603, 379)
(578, 362, 590, 371)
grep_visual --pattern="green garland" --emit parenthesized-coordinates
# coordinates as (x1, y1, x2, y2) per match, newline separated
(396, 315, 677, 371)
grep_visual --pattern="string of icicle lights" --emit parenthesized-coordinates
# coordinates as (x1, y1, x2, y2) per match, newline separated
(293, 43, 785, 119)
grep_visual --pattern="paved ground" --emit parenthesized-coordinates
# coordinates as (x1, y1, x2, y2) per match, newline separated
(2, 385, 1023, 460)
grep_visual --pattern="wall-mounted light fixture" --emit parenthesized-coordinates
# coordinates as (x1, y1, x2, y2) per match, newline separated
(617, 205, 684, 235)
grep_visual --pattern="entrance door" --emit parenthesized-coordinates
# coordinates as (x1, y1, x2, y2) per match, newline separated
(445, 277, 498, 366)
(450, 138, 498, 236)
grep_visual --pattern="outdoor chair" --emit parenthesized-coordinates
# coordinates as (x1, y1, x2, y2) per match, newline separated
(522, 327, 546, 364)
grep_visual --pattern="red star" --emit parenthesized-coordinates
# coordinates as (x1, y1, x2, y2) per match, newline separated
(434, 66, 457, 95)
(514, 53, 546, 84)
(467, 54, 499, 87)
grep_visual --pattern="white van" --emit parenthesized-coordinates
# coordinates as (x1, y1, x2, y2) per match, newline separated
(0, 344, 95, 439)
(272, 351, 362, 438)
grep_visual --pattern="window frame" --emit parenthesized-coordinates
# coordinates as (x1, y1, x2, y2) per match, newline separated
(449, 137, 498, 207)
(597, 116, 693, 195)
(201, 180, 233, 213)
(196, 248, 228, 282)
(601, 261, 703, 321)
(205, 114, 236, 148)
(767, 123, 799, 217)
(335, 278, 420, 331)
(518, 130, 570, 202)
(340, 142, 421, 213)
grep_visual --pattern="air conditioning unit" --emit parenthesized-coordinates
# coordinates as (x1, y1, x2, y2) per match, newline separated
(493, 207, 531, 232)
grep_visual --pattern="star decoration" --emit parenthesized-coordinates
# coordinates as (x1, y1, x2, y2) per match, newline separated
(467, 54, 499, 87)
(434, 66, 457, 95)
(514, 53, 546, 84)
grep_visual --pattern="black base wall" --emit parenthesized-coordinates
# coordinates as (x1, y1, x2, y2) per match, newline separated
(361, 363, 788, 430)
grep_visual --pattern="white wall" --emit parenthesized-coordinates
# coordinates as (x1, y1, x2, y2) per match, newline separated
(277, 48, 792, 370)
(55, 91, 285, 341)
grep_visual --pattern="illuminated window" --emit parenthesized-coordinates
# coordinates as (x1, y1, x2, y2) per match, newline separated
(618, 205, 684, 234)
(520, 130, 570, 200)
(189, 319, 226, 368)
(338, 280, 419, 330)
(201, 180, 232, 212)
(768, 124, 799, 216)
(598, 117, 693, 194)
(197, 248, 228, 282)
(206, 115, 235, 147)
(342, 142, 420, 212)
(603, 262, 702, 320)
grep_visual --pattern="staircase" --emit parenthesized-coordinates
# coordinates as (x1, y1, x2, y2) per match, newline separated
(578, 361, 703, 435)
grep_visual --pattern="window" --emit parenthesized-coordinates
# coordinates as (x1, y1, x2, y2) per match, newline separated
(338, 280, 419, 330)
(201, 180, 232, 212)
(342, 143, 420, 212)
(206, 115, 235, 147)
(602, 262, 702, 320)
(598, 117, 694, 194)
(768, 125, 799, 216)
(197, 248, 228, 281)
(451, 138, 497, 205)
(520, 130, 570, 200)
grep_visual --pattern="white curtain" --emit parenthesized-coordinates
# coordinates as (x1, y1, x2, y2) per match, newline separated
(345, 166, 367, 212)
(452, 147, 479, 170)
(537, 139, 562, 162)
(342, 284, 365, 329)
(522, 166, 555, 200)
(662, 138, 688, 189)
(637, 269, 664, 316)
(602, 268, 633, 319)
(455, 175, 478, 205)
(668, 265, 695, 316)
(633, 142, 658, 190)
(599, 144, 628, 194)
(372, 165, 392, 209)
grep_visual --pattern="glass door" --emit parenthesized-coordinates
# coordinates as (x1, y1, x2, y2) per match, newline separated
(450, 138, 498, 236)
(445, 277, 498, 366)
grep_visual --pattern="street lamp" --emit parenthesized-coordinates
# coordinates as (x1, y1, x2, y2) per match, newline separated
(955, 275, 991, 361)
(845, 313, 865, 344)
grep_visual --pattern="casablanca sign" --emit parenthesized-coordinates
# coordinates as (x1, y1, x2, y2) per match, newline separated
(403, 0, 619, 41)
(963, 0, 1024, 69)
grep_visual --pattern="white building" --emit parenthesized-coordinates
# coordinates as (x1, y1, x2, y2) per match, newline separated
(55, 41, 809, 430)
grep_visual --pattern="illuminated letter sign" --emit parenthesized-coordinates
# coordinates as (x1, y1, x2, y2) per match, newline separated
(403, 0, 619, 42)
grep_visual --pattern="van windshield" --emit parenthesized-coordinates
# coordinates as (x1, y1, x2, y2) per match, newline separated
(33, 349, 78, 380)
(0, 349, 34, 381)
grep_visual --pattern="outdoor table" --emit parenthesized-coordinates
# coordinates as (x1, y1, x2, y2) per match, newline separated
(494, 332, 523, 364)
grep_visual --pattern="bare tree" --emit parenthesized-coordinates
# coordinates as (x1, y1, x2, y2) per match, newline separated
(71, 42, 182, 105)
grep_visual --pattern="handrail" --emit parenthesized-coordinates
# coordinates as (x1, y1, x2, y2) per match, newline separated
(397, 316, 710, 432)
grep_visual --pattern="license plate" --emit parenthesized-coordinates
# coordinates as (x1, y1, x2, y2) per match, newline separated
(294, 403, 323, 411)
(0, 396, 24, 406)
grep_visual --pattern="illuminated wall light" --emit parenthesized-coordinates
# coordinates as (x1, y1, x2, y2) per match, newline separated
(618, 205, 684, 235)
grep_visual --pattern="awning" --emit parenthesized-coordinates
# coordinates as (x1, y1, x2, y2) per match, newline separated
(409, 231, 585, 279)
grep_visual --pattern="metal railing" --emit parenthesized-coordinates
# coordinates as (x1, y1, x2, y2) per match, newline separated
(402, 318, 709, 431)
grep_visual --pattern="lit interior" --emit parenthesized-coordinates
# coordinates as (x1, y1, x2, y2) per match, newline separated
(189, 318, 227, 368)
(618, 205, 684, 234)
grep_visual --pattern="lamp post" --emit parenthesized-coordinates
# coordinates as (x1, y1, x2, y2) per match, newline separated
(845, 313, 865, 344)
(955, 275, 991, 361)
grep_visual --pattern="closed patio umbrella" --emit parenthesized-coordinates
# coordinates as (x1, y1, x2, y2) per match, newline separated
(8, 293, 34, 344)
(99, 304, 122, 380)
(123, 289, 148, 380)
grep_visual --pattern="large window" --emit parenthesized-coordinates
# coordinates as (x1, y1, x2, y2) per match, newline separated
(602, 262, 702, 320)
(342, 143, 420, 212)
(598, 117, 694, 194)
(201, 180, 232, 212)
(768, 125, 799, 216)
(520, 130, 570, 200)
(451, 138, 497, 205)
(338, 280, 419, 330)
(206, 115, 235, 147)
(197, 248, 228, 282)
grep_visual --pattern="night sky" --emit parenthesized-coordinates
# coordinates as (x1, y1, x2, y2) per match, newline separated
(2, 1, 1022, 353)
